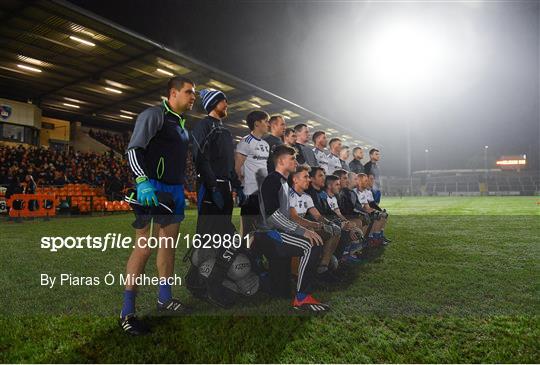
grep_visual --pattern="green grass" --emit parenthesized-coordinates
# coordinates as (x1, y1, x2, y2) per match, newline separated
(0, 196, 539, 363)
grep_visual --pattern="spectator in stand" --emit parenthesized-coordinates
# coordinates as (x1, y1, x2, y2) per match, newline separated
(52, 170, 65, 186)
(89, 129, 129, 154)
(349, 147, 365, 174)
(0, 144, 132, 194)
(5, 175, 22, 199)
(23, 174, 38, 210)
(0, 167, 7, 185)
(23, 174, 37, 194)
(105, 172, 123, 201)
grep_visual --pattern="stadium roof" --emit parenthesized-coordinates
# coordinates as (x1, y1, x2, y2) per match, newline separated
(0, 0, 377, 147)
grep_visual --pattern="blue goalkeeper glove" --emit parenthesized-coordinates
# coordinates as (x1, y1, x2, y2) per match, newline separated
(137, 179, 158, 207)
(234, 186, 246, 206)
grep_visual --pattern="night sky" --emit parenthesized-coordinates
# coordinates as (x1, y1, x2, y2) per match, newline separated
(69, 0, 539, 175)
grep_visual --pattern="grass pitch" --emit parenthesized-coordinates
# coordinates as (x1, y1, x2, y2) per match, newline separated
(0, 196, 539, 363)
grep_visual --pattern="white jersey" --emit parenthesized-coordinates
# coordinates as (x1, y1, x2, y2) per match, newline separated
(236, 134, 270, 195)
(354, 188, 369, 205)
(326, 194, 339, 211)
(313, 147, 329, 173)
(327, 153, 342, 175)
(365, 189, 375, 203)
(289, 188, 315, 218)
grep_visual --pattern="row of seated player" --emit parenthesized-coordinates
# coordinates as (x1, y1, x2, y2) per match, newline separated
(183, 163, 392, 312)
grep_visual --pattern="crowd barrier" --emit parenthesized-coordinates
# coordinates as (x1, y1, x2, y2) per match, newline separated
(6, 194, 56, 219)
(2, 183, 199, 219)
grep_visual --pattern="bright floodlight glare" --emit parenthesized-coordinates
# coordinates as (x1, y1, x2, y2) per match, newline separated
(105, 87, 122, 94)
(69, 35, 95, 47)
(156, 68, 173, 76)
(362, 17, 452, 96)
(17, 64, 42, 73)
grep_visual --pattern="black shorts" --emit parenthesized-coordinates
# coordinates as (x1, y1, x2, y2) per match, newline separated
(240, 193, 261, 216)
(129, 186, 183, 229)
(131, 211, 183, 229)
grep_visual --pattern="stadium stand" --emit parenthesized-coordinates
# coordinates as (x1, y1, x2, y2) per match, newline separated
(383, 170, 540, 196)
(88, 129, 129, 154)
(0, 144, 130, 195)
(382, 177, 422, 196)
(0, 143, 199, 216)
(85, 128, 197, 192)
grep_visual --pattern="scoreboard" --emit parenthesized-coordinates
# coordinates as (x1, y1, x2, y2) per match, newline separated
(496, 155, 527, 170)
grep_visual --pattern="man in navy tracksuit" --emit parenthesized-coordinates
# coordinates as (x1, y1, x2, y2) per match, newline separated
(191, 88, 244, 238)
(120, 76, 195, 335)
(190, 89, 247, 307)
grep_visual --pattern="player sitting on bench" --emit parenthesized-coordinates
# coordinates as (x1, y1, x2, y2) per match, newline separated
(288, 165, 342, 281)
(355, 173, 389, 246)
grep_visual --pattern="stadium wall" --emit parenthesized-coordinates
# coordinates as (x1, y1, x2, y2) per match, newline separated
(0, 98, 41, 146)
(40, 117, 70, 147)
